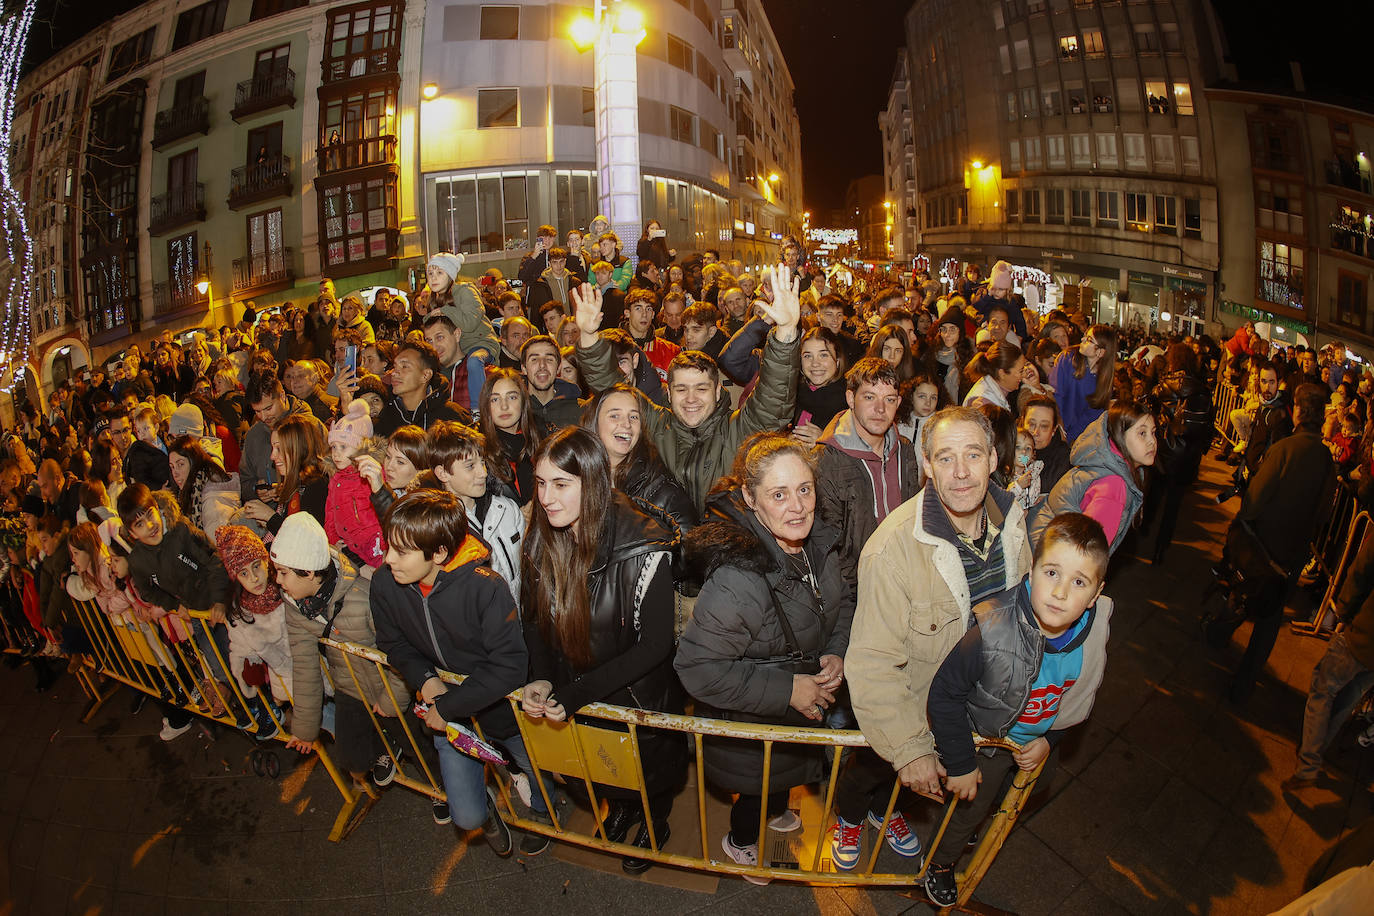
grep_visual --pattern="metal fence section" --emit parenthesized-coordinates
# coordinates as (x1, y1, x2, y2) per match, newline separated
(1212, 380, 1244, 448)
(322, 637, 1044, 901)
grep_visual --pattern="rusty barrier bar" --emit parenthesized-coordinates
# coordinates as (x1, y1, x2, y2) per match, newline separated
(65, 599, 370, 841)
(323, 636, 1043, 895)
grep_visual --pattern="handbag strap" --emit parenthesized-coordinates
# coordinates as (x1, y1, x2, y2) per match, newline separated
(767, 588, 805, 658)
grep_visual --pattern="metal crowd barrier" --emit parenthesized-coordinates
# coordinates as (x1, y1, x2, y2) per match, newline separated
(1212, 380, 1244, 448)
(1295, 507, 1371, 638)
(59, 598, 376, 842)
(322, 637, 1044, 901)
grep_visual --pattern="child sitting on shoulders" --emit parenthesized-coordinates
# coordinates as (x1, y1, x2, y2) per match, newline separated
(923, 512, 1113, 907)
(325, 401, 387, 570)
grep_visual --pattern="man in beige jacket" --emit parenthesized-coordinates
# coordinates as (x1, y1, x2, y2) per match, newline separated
(847, 406, 1033, 797)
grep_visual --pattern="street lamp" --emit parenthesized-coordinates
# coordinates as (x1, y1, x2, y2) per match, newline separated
(195, 242, 213, 297)
(421, 82, 439, 101)
(571, 2, 647, 255)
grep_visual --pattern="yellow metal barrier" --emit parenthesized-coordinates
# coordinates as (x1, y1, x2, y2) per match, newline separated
(65, 598, 372, 841)
(323, 636, 1043, 901)
(1212, 380, 1243, 448)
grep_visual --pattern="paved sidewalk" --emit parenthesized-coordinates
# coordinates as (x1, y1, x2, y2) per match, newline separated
(1, 453, 1371, 914)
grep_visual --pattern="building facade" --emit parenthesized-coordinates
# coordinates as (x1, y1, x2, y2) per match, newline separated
(879, 53, 916, 263)
(844, 173, 888, 262)
(903, 0, 1223, 334)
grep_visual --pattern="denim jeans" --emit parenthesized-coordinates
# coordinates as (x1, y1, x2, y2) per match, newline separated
(433, 730, 548, 831)
(1295, 633, 1374, 779)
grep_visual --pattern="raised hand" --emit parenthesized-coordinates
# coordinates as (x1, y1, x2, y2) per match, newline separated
(757, 264, 801, 342)
(570, 282, 604, 346)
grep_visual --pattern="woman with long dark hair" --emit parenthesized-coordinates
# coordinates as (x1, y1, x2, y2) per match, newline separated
(793, 327, 849, 445)
(963, 342, 1026, 412)
(243, 415, 329, 535)
(518, 427, 683, 874)
(478, 368, 542, 505)
(866, 325, 918, 384)
(1030, 400, 1157, 555)
(583, 385, 697, 536)
(1052, 324, 1117, 443)
(167, 436, 240, 542)
(927, 303, 975, 404)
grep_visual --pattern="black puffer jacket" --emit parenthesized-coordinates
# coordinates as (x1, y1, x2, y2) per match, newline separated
(1152, 370, 1212, 476)
(674, 488, 855, 794)
(523, 492, 684, 797)
(621, 452, 698, 540)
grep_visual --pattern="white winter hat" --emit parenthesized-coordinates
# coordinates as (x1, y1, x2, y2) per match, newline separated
(168, 403, 205, 439)
(270, 512, 331, 572)
(427, 252, 466, 282)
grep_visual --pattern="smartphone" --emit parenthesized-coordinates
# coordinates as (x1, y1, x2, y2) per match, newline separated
(797, 410, 813, 428)
(344, 344, 358, 377)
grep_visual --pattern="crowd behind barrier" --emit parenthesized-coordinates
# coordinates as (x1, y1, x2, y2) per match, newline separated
(4, 235, 1373, 908)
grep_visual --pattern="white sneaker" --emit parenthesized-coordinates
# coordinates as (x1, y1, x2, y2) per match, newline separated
(159, 717, 192, 742)
(720, 834, 771, 885)
(767, 809, 802, 832)
(511, 771, 532, 808)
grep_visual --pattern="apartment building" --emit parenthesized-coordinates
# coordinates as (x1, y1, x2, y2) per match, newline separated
(879, 53, 917, 263)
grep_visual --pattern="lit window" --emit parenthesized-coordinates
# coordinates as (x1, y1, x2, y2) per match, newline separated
(1059, 36, 1079, 60)
(1172, 82, 1194, 116)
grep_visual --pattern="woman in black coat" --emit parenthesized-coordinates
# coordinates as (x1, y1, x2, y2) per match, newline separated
(519, 428, 683, 875)
(674, 434, 854, 880)
(635, 219, 673, 271)
(1146, 342, 1213, 564)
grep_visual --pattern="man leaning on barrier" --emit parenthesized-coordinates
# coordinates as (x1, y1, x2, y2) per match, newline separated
(846, 406, 1033, 799)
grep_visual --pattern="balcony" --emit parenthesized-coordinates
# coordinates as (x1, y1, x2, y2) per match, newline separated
(232, 246, 295, 296)
(33, 302, 79, 337)
(1331, 223, 1372, 259)
(153, 280, 209, 316)
(321, 47, 399, 86)
(152, 97, 210, 149)
(228, 155, 292, 210)
(1325, 158, 1373, 195)
(316, 135, 397, 177)
(231, 68, 296, 122)
(149, 184, 206, 236)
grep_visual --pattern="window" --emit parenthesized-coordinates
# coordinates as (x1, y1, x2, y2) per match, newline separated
(1023, 189, 1041, 223)
(1338, 271, 1367, 328)
(1249, 117, 1301, 172)
(1005, 189, 1020, 219)
(1025, 137, 1043, 170)
(667, 35, 694, 73)
(1134, 24, 1158, 51)
(321, 176, 399, 267)
(1042, 87, 1062, 116)
(244, 208, 287, 285)
(669, 106, 695, 144)
(1155, 195, 1177, 234)
(324, 2, 403, 82)
(172, 71, 206, 110)
(173, 0, 229, 51)
(1124, 133, 1147, 169)
(1071, 134, 1091, 168)
(1258, 240, 1304, 309)
(166, 231, 201, 307)
(1097, 190, 1119, 226)
(1008, 140, 1021, 172)
(1161, 22, 1181, 52)
(999, 45, 1011, 74)
(1006, 92, 1017, 122)
(1066, 82, 1086, 114)
(251, 0, 307, 20)
(1091, 80, 1113, 113)
(1152, 135, 1177, 170)
(1116, 78, 1140, 112)
(1059, 36, 1079, 60)
(581, 88, 596, 127)
(1184, 197, 1202, 239)
(1145, 81, 1170, 114)
(1014, 39, 1031, 69)
(1046, 188, 1065, 223)
(1176, 137, 1198, 174)
(1172, 82, 1194, 116)
(1125, 192, 1148, 227)
(254, 45, 291, 79)
(1096, 133, 1118, 168)
(479, 6, 520, 39)
(1071, 189, 1092, 224)
(477, 88, 518, 128)
(107, 28, 155, 81)
(320, 87, 398, 149)
(1021, 88, 1038, 118)
(1255, 177, 1304, 235)
(1082, 28, 1105, 58)
(1047, 135, 1066, 168)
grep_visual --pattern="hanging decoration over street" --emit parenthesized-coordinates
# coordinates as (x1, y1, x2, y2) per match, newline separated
(0, 0, 36, 385)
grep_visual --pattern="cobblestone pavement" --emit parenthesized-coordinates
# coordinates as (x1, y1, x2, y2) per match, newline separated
(2, 453, 1371, 914)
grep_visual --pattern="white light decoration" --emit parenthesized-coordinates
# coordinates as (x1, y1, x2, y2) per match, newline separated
(807, 227, 858, 245)
(0, 0, 36, 387)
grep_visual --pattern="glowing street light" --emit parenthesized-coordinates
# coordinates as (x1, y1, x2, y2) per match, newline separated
(571, 2, 647, 259)
(421, 82, 439, 101)
(970, 160, 984, 170)
(768, 172, 780, 183)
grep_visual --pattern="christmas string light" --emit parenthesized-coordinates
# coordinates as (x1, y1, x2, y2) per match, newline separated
(0, 0, 36, 389)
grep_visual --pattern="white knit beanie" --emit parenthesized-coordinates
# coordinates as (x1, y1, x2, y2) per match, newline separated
(427, 252, 466, 283)
(270, 512, 331, 572)
(168, 403, 206, 439)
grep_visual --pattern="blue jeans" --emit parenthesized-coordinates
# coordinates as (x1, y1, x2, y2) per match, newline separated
(433, 730, 547, 830)
(1295, 633, 1374, 778)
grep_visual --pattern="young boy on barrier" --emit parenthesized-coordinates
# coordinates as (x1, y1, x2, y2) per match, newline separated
(922, 512, 1113, 907)
(370, 489, 551, 859)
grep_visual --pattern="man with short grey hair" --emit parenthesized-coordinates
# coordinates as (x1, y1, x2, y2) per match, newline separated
(847, 406, 1033, 798)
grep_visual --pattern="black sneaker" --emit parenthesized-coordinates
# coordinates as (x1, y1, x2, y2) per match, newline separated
(371, 751, 401, 787)
(622, 821, 670, 875)
(432, 799, 451, 825)
(520, 811, 553, 856)
(482, 787, 513, 857)
(925, 862, 958, 908)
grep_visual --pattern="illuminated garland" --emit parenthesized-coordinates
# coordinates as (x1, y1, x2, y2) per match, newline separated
(0, 0, 35, 387)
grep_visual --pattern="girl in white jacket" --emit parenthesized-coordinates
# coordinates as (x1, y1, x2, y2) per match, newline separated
(215, 525, 293, 740)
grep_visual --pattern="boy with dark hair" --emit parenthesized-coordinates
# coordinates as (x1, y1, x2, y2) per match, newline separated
(371, 490, 550, 858)
(374, 339, 472, 436)
(428, 420, 525, 597)
(922, 512, 1113, 906)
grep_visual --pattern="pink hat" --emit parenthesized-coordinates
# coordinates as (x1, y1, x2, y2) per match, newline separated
(328, 400, 372, 453)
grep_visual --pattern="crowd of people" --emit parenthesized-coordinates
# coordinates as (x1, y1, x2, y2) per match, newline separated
(2, 218, 1366, 904)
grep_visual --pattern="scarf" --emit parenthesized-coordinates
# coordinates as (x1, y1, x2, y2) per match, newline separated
(295, 561, 339, 622)
(239, 581, 282, 618)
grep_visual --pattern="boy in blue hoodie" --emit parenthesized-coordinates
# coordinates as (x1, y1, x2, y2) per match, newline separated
(923, 512, 1113, 907)
(370, 489, 551, 860)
